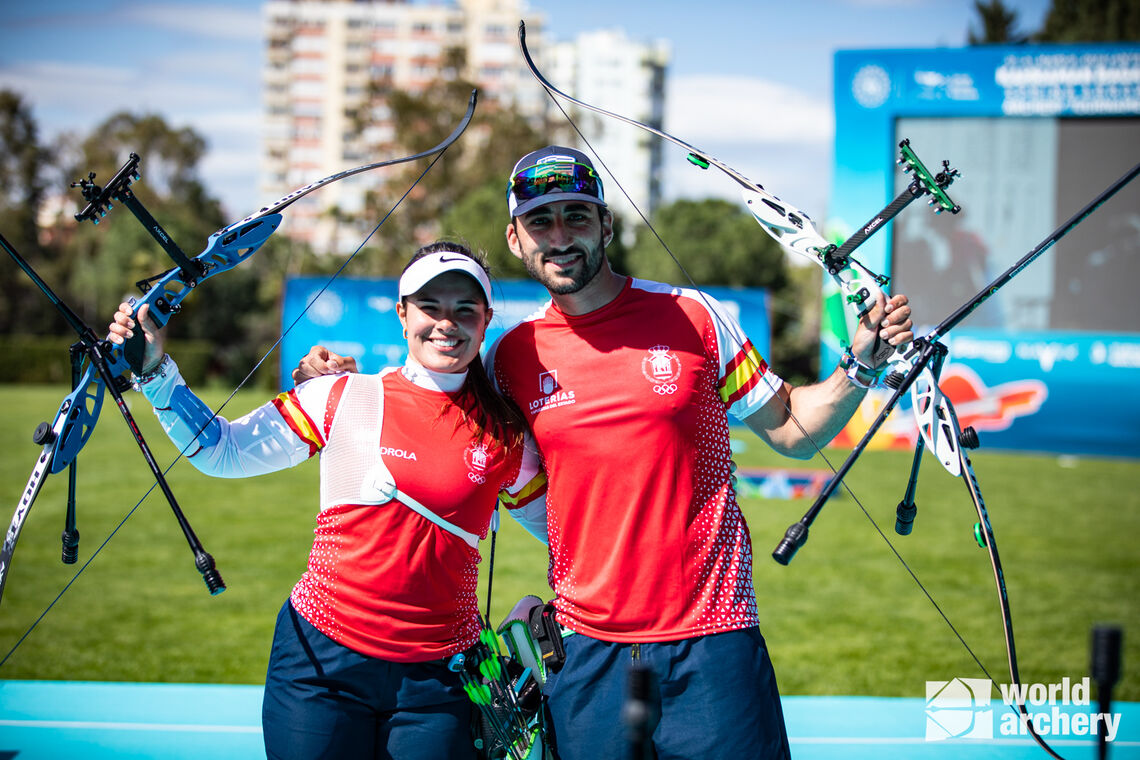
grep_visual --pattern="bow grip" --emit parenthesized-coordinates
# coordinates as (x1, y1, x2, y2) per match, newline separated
(120, 296, 168, 376)
(870, 334, 895, 366)
(122, 324, 149, 375)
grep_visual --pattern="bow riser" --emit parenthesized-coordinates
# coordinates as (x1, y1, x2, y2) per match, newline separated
(741, 188, 880, 322)
(128, 215, 282, 332)
(43, 213, 284, 476)
(911, 368, 962, 477)
(50, 373, 104, 475)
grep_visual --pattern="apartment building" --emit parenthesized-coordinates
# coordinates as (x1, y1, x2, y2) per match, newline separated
(260, 0, 667, 252)
(548, 29, 669, 240)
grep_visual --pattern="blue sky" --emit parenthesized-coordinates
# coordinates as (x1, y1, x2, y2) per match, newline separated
(0, 0, 1052, 222)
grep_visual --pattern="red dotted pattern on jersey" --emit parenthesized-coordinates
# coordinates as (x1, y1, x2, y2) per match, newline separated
(290, 504, 349, 642)
(682, 319, 758, 635)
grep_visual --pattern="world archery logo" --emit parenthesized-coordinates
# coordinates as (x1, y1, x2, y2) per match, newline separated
(641, 345, 681, 395)
(852, 64, 891, 109)
(926, 676, 1121, 743)
(926, 677, 993, 740)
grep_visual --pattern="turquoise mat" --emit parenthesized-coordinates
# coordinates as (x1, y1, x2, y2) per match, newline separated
(1, 681, 1137, 759)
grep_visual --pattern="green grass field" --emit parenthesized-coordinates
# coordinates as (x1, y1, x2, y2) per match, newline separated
(1, 384, 1137, 702)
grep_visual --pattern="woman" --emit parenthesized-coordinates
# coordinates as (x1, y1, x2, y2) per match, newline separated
(108, 242, 547, 759)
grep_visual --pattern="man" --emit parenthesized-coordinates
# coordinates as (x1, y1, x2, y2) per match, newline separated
(296, 146, 914, 759)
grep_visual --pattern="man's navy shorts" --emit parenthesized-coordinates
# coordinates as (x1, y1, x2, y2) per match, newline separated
(543, 626, 790, 760)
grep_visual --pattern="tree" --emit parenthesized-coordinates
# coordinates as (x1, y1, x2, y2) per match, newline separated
(439, 179, 527, 279)
(33, 112, 323, 388)
(624, 198, 787, 291)
(0, 90, 57, 336)
(968, 0, 1029, 44)
(1035, 0, 1140, 41)
(345, 47, 549, 275)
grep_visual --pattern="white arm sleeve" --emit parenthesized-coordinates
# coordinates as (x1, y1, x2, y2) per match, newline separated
(138, 356, 313, 478)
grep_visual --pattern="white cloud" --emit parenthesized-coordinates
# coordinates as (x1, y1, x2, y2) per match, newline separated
(657, 75, 834, 220)
(3, 58, 256, 121)
(151, 48, 263, 82)
(2, 56, 260, 218)
(666, 74, 833, 145)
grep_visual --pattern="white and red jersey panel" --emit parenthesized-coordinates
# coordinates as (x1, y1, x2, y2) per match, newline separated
(140, 358, 545, 662)
(487, 277, 783, 643)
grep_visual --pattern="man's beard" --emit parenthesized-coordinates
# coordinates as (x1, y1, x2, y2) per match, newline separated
(525, 232, 607, 295)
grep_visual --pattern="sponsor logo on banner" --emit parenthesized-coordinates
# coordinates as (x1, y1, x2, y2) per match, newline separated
(834, 364, 1047, 450)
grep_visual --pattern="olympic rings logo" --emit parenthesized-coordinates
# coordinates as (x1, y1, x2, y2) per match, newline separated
(468, 472, 486, 484)
(653, 384, 678, 395)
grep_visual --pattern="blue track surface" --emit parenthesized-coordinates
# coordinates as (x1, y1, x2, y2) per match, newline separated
(1, 681, 1137, 758)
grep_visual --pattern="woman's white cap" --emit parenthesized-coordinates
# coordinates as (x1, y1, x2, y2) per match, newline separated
(397, 252, 492, 305)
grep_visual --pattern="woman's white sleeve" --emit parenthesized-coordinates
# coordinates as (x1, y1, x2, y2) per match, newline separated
(137, 356, 312, 478)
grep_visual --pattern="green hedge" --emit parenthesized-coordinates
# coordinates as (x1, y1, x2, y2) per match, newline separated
(0, 335, 216, 386)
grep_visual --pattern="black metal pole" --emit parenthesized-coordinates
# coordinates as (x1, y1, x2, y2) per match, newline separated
(1091, 624, 1123, 760)
(831, 181, 925, 262)
(61, 344, 82, 565)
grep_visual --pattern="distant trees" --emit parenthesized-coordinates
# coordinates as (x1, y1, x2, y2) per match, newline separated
(0, 91, 53, 336)
(969, 1, 1029, 44)
(0, 94, 333, 387)
(5, 1, 1134, 387)
(1036, 0, 1140, 42)
(969, 0, 1140, 44)
(344, 45, 552, 277)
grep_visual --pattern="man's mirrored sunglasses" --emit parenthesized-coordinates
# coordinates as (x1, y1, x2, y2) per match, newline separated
(509, 162, 603, 202)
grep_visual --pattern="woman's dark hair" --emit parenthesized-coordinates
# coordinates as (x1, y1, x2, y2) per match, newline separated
(403, 241, 527, 451)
